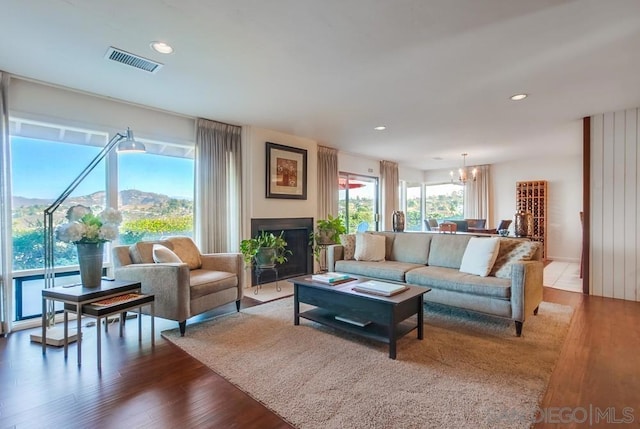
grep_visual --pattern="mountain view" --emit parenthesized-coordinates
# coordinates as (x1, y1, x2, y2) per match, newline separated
(12, 189, 194, 271)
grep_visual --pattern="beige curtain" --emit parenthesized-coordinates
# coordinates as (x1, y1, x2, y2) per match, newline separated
(195, 118, 242, 253)
(380, 160, 399, 231)
(317, 145, 338, 219)
(0, 72, 11, 334)
(464, 164, 491, 222)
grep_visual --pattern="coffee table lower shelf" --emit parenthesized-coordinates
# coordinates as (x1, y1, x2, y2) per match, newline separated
(299, 307, 418, 345)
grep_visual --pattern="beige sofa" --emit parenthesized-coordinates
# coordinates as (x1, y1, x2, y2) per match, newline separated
(327, 232, 543, 336)
(112, 236, 244, 335)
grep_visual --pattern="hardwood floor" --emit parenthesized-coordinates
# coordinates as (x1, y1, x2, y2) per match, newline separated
(1, 288, 638, 429)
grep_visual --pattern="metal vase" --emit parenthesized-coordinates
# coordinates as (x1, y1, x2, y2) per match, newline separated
(514, 211, 533, 237)
(392, 210, 405, 232)
(76, 242, 104, 288)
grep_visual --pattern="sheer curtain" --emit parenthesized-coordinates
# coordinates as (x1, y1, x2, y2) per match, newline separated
(317, 145, 338, 219)
(380, 160, 399, 231)
(0, 72, 11, 334)
(464, 164, 491, 221)
(195, 118, 242, 253)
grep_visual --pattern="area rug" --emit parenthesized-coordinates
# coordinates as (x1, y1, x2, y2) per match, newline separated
(162, 298, 573, 429)
(244, 281, 294, 303)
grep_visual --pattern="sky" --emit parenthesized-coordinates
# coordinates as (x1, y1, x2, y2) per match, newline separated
(12, 137, 194, 200)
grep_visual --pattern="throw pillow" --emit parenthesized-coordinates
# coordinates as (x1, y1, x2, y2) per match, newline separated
(354, 233, 385, 262)
(491, 239, 541, 279)
(459, 237, 500, 277)
(152, 244, 182, 263)
(166, 236, 202, 269)
(340, 234, 356, 260)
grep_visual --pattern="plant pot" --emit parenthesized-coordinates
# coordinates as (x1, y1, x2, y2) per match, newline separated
(255, 247, 277, 268)
(317, 230, 336, 245)
(76, 242, 104, 288)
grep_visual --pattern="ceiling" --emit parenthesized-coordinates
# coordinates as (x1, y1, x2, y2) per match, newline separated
(2, 0, 640, 171)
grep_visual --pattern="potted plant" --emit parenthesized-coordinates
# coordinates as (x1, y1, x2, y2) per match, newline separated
(310, 215, 347, 263)
(240, 230, 292, 268)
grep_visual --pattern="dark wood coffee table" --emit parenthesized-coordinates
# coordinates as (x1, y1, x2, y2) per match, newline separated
(290, 275, 430, 359)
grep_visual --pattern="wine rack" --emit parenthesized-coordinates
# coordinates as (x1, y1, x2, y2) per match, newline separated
(516, 180, 547, 259)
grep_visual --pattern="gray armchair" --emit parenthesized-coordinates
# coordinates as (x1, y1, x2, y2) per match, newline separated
(112, 236, 244, 336)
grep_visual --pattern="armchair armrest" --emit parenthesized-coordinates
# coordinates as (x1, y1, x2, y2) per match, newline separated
(114, 263, 191, 321)
(200, 253, 245, 297)
(510, 260, 544, 322)
(326, 245, 344, 272)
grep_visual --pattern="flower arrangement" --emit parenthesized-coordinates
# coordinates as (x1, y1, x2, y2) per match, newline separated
(55, 205, 122, 244)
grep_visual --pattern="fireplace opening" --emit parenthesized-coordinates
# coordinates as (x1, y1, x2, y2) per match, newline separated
(250, 218, 313, 285)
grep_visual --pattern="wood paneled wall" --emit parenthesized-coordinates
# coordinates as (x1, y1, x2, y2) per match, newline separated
(590, 109, 639, 301)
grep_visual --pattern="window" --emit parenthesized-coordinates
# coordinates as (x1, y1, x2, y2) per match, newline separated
(9, 119, 194, 321)
(117, 140, 194, 244)
(338, 173, 379, 233)
(401, 182, 423, 231)
(424, 183, 464, 220)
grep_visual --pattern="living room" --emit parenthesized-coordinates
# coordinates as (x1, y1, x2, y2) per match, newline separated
(1, 1, 640, 428)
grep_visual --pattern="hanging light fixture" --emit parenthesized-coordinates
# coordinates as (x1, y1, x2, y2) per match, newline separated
(450, 153, 477, 184)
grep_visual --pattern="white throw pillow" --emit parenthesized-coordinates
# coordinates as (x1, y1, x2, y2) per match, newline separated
(354, 233, 386, 262)
(152, 244, 182, 263)
(459, 237, 500, 277)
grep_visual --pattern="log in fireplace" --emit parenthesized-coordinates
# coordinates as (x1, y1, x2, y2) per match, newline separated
(250, 218, 314, 286)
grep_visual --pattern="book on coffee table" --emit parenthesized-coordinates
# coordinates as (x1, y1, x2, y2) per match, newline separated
(352, 280, 408, 297)
(311, 272, 354, 285)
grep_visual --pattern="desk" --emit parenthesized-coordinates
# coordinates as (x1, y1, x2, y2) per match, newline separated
(41, 280, 148, 366)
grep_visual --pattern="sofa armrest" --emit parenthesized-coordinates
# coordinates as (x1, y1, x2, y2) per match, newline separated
(114, 263, 191, 321)
(510, 260, 544, 322)
(326, 245, 344, 272)
(200, 253, 245, 298)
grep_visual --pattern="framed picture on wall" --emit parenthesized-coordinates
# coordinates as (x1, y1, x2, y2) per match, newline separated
(266, 142, 307, 200)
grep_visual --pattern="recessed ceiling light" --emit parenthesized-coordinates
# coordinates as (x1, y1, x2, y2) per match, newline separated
(150, 41, 174, 54)
(374, 126, 387, 131)
(510, 93, 528, 101)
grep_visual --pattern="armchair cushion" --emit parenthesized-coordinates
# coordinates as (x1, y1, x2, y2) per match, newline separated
(166, 236, 202, 269)
(153, 244, 182, 263)
(190, 269, 239, 299)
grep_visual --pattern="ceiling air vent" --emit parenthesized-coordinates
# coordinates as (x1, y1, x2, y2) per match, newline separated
(104, 47, 163, 73)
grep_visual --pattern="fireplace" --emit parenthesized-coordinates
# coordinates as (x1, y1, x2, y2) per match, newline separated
(250, 217, 314, 285)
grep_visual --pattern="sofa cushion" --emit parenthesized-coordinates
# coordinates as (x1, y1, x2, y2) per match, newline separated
(390, 233, 431, 264)
(491, 239, 541, 279)
(166, 236, 202, 270)
(335, 260, 424, 283)
(189, 269, 238, 299)
(406, 265, 511, 299)
(427, 234, 472, 269)
(129, 240, 173, 264)
(355, 233, 385, 261)
(370, 232, 396, 261)
(152, 244, 182, 263)
(340, 234, 356, 260)
(459, 237, 500, 277)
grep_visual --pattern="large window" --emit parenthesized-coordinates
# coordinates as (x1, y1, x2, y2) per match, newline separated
(338, 173, 379, 233)
(402, 182, 423, 231)
(9, 119, 194, 321)
(424, 183, 464, 220)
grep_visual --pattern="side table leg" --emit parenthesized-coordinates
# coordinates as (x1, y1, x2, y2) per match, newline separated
(138, 307, 142, 342)
(64, 310, 68, 358)
(151, 302, 155, 347)
(96, 317, 101, 370)
(41, 297, 47, 355)
(76, 304, 82, 366)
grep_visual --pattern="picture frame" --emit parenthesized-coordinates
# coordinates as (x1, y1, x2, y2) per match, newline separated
(266, 142, 307, 200)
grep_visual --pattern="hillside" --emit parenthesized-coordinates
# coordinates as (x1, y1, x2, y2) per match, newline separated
(12, 189, 193, 230)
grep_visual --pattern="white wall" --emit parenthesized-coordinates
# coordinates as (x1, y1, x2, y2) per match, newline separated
(590, 109, 639, 302)
(242, 126, 318, 238)
(9, 78, 195, 145)
(492, 154, 582, 262)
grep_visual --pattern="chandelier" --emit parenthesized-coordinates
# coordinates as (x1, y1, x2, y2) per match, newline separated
(450, 153, 477, 184)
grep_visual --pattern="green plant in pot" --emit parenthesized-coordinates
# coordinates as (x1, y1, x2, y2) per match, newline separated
(310, 214, 347, 263)
(240, 230, 292, 268)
